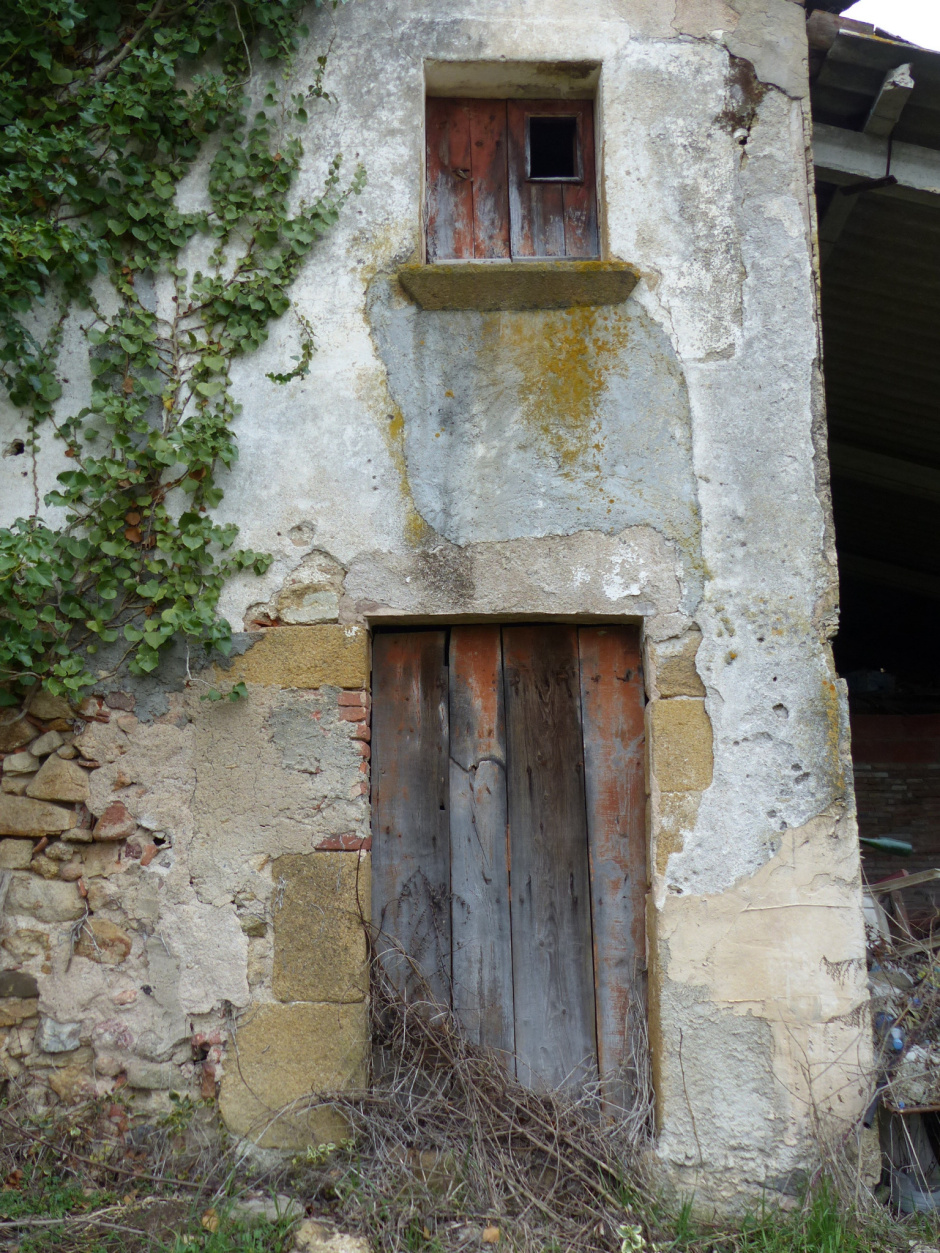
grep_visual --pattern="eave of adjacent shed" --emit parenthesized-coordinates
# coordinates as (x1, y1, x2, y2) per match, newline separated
(810, 17, 940, 604)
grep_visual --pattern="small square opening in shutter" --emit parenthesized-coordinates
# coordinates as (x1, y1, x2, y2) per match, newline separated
(527, 115, 580, 181)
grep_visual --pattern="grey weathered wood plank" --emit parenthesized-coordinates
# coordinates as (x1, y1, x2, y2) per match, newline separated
(579, 626, 646, 1110)
(449, 626, 515, 1067)
(507, 101, 565, 258)
(503, 624, 597, 1090)
(563, 101, 599, 258)
(371, 631, 451, 1004)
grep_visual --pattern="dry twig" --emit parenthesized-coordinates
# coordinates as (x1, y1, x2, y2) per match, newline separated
(288, 944, 655, 1253)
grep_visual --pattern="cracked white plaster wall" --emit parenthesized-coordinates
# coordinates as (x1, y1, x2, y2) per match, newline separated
(0, 0, 867, 1201)
(667, 86, 835, 898)
(672, 0, 740, 40)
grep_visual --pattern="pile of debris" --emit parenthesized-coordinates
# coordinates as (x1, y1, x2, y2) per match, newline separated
(864, 867, 940, 1211)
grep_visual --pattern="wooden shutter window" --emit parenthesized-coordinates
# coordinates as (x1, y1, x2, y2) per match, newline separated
(426, 98, 599, 262)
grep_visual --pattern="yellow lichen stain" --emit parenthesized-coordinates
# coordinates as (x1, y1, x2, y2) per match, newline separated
(358, 258, 436, 550)
(444, 389, 454, 398)
(384, 404, 432, 546)
(352, 222, 416, 292)
(820, 675, 846, 794)
(354, 361, 433, 550)
(489, 305, 630, 482)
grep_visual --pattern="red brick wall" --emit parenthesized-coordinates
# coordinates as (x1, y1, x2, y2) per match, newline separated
(851, 714, 940, 881)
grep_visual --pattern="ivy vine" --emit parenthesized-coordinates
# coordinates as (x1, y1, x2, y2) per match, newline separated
(0, 0, 363, 706)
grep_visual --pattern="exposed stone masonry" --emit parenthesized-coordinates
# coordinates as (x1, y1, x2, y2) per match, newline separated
(0, 626, 372, 1139)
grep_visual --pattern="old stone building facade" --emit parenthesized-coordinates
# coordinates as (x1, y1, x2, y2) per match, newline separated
(0, 0, 882, 1208)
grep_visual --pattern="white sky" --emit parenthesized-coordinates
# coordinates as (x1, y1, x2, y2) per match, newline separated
(842, 0, 940, 51)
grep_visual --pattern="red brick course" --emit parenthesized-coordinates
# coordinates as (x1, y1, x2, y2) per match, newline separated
(851, 714, 940, 880)
(338, 706, 367, 722)
(316, 833, 372, 851)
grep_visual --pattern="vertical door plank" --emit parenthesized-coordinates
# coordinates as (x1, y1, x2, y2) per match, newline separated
(579, 626, 646, 1109)
(507, 100, 537, 257)
(449, 626, 514, 1065)
(371, 631, 451, 1004)
(468, 100, 511, 259)
(563, 101, 599, 258)
(426, 98, 473, 261)
(503, 625, 597, 1090)
(530, 182, 566, 257)
(507, 101, 564, 257)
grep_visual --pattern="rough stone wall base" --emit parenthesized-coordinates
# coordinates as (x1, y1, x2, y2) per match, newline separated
(0, 626, 373, 1149)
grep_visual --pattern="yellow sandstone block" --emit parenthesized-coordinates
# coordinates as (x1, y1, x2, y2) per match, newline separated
(650, 630, 706, 698)
(219, 1001, 368, 1149)
(649, 698, 713, 793)
(272, 853, 370, 1004)
(220, 626, 369, 690)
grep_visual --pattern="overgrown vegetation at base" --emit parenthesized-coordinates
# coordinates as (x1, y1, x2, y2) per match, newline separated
(0, 1098, 938, 1253)
(3, 958, 932, 1253)
(0, 0, 362, 706)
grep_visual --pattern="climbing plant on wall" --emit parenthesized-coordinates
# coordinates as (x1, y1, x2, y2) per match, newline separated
(0, 0, 363, 705)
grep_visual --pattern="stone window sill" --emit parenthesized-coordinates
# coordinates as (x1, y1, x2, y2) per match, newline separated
(397, 259, 639, 311)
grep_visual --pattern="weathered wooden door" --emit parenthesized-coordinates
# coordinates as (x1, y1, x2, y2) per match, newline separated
(371, 624, 646, 1096)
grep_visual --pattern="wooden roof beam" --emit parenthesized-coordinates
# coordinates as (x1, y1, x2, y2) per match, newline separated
(829, 442, 940, 504)
(815, 123, 940, 205)
(863, 63, 915, 139)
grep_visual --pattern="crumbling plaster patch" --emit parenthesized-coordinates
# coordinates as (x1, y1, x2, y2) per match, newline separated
(344, 528, 688, 628)
(722, 1, 810, 101)
(366, 283, 703, 610)
(0, 642, 371, 1113)
(650, 807, 871, 1201)
(189, 686, 370, 908)
(672, 0, 740, 39)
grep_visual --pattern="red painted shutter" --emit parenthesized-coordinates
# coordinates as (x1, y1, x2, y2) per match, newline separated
(426, 99, 474, 261)
(426, 99, 510, 261)
(427, 98, 597, 260)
